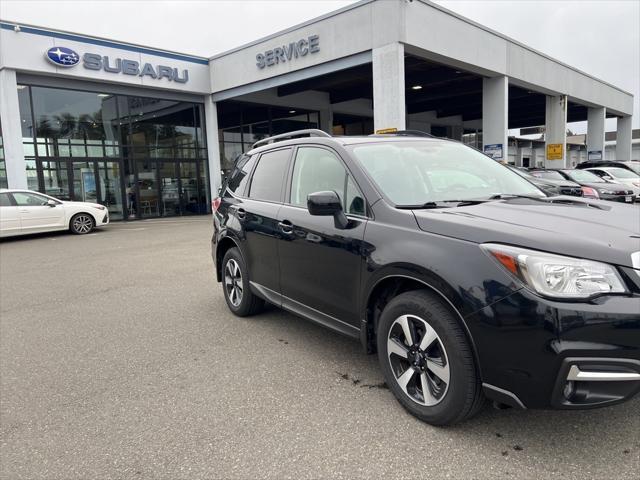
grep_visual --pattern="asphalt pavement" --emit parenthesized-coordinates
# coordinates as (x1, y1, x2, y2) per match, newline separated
(1, 216, 638, 479)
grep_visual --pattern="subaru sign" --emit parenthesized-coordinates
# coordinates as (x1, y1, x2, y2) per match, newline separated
(44, 46, 189, 83)
(46, 46, 80, 67)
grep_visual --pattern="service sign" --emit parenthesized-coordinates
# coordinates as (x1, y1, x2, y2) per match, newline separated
(256, 35, 320, 69)
(45, 46, 189, 83)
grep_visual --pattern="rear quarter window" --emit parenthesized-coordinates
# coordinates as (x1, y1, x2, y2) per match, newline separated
(226, 154, 257, 196)
(248, 148, 292, 202)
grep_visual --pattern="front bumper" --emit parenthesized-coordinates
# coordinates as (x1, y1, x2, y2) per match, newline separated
(468, 288, 640, 409)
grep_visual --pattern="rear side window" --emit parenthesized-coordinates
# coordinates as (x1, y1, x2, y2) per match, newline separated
(248, 148, 291, 202)
(0, 193, 12, 207)
(226, 154, 257, 196)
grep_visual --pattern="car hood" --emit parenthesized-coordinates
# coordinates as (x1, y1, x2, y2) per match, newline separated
(412, 197, 640, 267)
(532, 177, 580, 188)
(61, 201, 103, 209)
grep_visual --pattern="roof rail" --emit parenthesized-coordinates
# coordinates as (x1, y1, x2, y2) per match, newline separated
(370, 130, 436, 138)
(252, 129, 332, 149)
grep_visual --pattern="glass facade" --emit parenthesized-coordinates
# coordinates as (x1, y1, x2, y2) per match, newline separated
(217, 101, 320, 177)
(17, 84, 210, 220)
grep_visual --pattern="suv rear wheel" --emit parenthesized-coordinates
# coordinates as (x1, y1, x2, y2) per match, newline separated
(377, 290, 484, 425)
(222, 248, 264, 316)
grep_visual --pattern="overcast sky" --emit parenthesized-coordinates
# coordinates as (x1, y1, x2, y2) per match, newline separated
(1, 0, 638, 132)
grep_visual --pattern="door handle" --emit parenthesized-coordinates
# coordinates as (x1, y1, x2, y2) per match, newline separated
(278, 220, 293, 234)
(235, 207, 246, 219)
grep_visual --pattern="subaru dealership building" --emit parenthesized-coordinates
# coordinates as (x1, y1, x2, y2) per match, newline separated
(0, 0, 635, 220)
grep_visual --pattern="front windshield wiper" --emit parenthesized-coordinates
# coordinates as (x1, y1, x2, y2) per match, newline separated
(486, 194, 544, 200)
(397, 199, 489, 209)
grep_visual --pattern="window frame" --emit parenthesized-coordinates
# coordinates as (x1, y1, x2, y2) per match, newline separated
(0, 192, 16, 207)
(284, 144, 369, 219)
(246, 146, 293, 204)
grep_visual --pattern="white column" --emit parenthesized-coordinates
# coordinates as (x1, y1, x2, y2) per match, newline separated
(319, 106, 333, 134)
(586, 107, 606, 161)
(204, 95, 222, 200)
(0, 69, 27, 189)
(616, 115, 633, 160)
(544, 95, 567, 168)
(372, 43, 406, 132)
(482, 76, 508, 161)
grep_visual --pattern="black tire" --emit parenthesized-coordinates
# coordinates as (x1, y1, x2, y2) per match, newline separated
(377, 290, 484, 426)
(69, 213, 95, 235)
(221, 248, 264, 316)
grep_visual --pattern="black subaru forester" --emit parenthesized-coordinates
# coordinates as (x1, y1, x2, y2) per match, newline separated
(212, 129, 640, 426)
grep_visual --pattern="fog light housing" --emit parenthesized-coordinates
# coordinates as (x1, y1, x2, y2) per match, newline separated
(563, 380, 576, 400)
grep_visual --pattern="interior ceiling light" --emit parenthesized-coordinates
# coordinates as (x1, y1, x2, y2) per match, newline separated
(288, 110, 296, 113)
(411, 85, 422, 90)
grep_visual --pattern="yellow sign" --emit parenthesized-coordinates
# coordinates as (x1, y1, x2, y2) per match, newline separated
(375, 128, 398, 134)
(546, 143, 563, 160)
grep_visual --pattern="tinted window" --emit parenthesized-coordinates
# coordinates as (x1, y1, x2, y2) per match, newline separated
(248, 148, 291, 202)
(226, 154, 257, 196)
(0, 193, 12, 207)
(12, 192, 49, 206)
(291, 146, 365, 215)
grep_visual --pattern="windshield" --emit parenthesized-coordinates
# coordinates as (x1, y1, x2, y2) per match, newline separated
(605, 167, 639, 179)
(565, 170, 605, 183)
(530, 170, 564, 180)
(349, 141, 543, 206)
(623, 162, 640, 175)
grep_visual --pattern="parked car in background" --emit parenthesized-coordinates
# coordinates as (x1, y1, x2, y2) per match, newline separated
(212, 130, 640, 426)
(0, 189, 109, 238)
(577, 160, 640, 176)
(507, 166, 582, 197)
(537, 169, 635, 203)
(584, 167, 640, 200)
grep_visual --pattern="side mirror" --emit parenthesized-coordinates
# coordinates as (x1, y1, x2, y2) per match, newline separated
(46, 199, 57, 207)
(307, 191, 349, 229)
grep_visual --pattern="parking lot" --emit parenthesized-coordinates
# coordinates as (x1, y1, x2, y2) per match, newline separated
(0, 216, 638, 479)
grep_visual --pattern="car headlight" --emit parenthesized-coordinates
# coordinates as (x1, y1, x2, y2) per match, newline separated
(481, 244, 628, 299)
(92, 204, 106, 210)
(598, 188, 617, 195)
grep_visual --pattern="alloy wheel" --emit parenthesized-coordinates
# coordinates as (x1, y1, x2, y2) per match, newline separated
(387, 314, 450, 406)
(224, 258, 243, 307)
(73, 215, 93, 234)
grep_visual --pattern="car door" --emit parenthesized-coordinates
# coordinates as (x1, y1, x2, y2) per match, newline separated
(277, 145, 368, 328)
(12, 191, 66, 233)
(237, 147, 293, 296)
(0, 192, 22, 237)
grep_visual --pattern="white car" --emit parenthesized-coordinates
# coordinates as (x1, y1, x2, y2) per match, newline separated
(0, 189, 109, 238)
(585, 167, 640, 200)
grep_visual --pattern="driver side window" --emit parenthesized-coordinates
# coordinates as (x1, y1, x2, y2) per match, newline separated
(12, 192, 49, 206)
(290, 146, 365, 216)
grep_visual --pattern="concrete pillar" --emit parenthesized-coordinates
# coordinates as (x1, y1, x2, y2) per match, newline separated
(544, 95, 567, 168)
(616, 115, 633, 160)
(372, 43, 406, 132)
(0, 69, 28, 189)
(319, 106, 333, 134)
(586, 107, 606, 161)
(204, 95, 222, 198)
(482, 76, 508, 161)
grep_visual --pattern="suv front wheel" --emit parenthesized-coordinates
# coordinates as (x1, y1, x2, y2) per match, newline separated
(377, 290, 484, 425)
(221, 247, 264, 316)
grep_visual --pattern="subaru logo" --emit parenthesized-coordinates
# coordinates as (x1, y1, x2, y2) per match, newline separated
(46, 46, 80, 67)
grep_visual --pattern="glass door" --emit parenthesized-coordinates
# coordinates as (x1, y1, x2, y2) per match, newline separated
(98, 161, 124, 220)
(136, 160, 160, 218)
(71, 161, 98, 203)
(178, 161, 199, 215)
(41, 160, 72, 200)
(158, 162, 180, 216)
